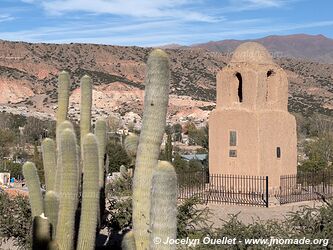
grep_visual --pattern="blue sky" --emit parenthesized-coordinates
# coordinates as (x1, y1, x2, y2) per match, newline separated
(0, 0, 333, 46)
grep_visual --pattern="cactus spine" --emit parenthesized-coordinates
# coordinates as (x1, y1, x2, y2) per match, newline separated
(22, 162, 44, 218)
(150, 161, 177, 250)
(56, 128, 79, 250)
(77, 134, 99, 250)
(132, 49, 171, 249)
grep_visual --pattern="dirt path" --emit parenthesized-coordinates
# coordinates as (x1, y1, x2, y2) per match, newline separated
(204, 200, 323, 228)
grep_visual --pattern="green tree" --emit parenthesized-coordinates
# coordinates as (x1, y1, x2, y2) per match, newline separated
(299, 135, 333, 172)
(172, 153, 188, 173)
(187, 124, 208, 149)
(172, 123, 182, 142)
(188, 159, 204, 171)
(0, 160, 22, 179)
(31, 144, 45, 184)
(0, 128, 16, 159)
(106, 141, 131, 173)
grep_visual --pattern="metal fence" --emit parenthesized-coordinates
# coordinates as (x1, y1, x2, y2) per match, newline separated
(177, 170, 269, 207)
(277, 169, 333, 204)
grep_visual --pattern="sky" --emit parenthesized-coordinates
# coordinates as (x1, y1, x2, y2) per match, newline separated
(0, 0, 333, 46)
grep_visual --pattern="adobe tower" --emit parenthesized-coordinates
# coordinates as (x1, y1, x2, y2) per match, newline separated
(209, 42, 297, 189)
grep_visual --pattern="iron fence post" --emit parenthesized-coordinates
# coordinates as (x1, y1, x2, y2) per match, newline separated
(266, 176, 269, 207)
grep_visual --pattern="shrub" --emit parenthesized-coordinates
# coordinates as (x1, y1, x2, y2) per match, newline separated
(0, 192, 31, 249)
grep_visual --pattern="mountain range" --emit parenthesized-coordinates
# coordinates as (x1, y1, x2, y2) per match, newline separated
(0, 34, 332, 127)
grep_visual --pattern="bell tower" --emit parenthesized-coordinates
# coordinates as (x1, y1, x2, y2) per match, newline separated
(209, 42, 297, 189)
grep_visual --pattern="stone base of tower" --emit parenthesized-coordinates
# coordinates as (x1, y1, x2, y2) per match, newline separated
(209, 108, 297, 192)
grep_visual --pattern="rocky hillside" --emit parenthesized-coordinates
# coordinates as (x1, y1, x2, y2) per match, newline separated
(0, 38, 332, 127)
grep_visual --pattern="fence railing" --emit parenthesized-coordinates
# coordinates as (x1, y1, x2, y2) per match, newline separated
(177, 170, 269, 207)
(277, 169, 333, 204)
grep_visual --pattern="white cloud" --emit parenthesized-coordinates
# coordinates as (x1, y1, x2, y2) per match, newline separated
(0, 14, 15, 23)
(224, 0, 288, 12)
(19, 0, 218, 22)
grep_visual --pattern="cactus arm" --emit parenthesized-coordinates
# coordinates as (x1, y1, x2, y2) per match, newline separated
(149, 161, 177, 250)
(95, 119, 107, 189)
(55, 121, 74, 193)
(56, 128, 79, 250)
(56, 71, 70, 126)
(124, 133, 139, 167)
(76, 134, 99, 250)
(94, 119, 107, 229)
(23, 162, 44, 218)
(124, 133, 139, 158)
(80, 75, 92, 147)
(42, 138, 57, 191)
(32, 214, 52, 250)
(44, 191, 59, 239)
(132, 49, 170, 250)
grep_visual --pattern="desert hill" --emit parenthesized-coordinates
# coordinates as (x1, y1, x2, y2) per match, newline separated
(0, 36, 332, 127)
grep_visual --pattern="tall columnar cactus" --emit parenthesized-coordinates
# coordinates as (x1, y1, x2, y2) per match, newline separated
(24, 49, 178, 250)
(24, 71, 104, 250)
(22, 162, 44, 218)
(94, 119, 107, 227)
(150, 161, 177, 250)
(55, 120, 74, 193)
(56, 128, 79, 250)
(132, 49, 171, 249)
(77, 133, 99, 249)
(44, 191, 59, 239)
(56, 71, 70, 126)
(124, 133, 139, 167)
(95, 119, 107, 189)
(80, 75, 92, 146)
(41, 138, 57, 191)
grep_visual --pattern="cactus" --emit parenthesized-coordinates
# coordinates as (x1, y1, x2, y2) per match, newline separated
(41, 138, 57, 191)
(55, 120, 74, 193)
(120, 165, 128, 179)
(23, 162, 44, 218)
(95, 119, 107, 189)
(80, 75, 92, 146)
(23, 49, 178, 250)
(150, 161, 177, 250)
(23, 70, 105, 250)
(44, 191, 59, 239)
(124, 133, 139, 158)
(56, 71, 70, 126)
(32, 214, 52, 250)
(124, 133, 139, 168)
(77, 134, 99, 250)
(132, 49, 171, 249)
(94, 119, 107, 228)
(122, 231, 136, 250)
(56, 128, 79, 250)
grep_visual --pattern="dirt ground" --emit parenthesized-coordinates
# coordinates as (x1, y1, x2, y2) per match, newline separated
(204, 200, 324, 228)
